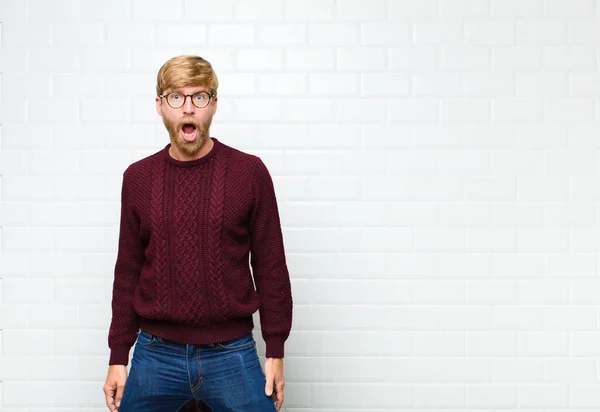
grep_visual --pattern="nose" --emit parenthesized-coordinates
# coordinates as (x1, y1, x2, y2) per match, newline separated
(182, 95, 195, 115)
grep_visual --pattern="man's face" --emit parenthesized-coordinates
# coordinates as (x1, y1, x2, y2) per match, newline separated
(155, 85, 218, 157)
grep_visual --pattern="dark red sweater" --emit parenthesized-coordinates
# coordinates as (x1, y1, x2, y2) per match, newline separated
(108, 138, 292, 365)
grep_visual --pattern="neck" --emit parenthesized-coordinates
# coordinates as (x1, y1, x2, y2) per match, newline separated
(169, 138, 214, 162)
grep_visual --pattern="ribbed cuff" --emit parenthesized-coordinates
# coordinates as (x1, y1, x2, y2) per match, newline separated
(265, 336, 285, 358)
(109, 345, 131, 366)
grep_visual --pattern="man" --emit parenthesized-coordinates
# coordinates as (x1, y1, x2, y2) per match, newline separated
(103, 55, 293, 412)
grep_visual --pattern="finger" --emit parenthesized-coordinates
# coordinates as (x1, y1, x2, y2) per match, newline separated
(275, 386, 284, 411)
(104, 386, 116, 412)
(116, 384, 126, 409)
(265, 374, 274, 397)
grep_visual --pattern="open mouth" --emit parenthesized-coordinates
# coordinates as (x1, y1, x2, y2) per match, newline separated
(181, 123, 197, 142)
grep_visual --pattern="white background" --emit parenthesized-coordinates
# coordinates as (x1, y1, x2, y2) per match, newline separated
(2, 0, 600, 410)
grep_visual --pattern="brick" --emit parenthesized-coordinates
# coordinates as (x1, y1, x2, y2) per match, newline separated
(208, 24, 255, 45)
(1, 21, 51, 46)
(362, 73, 410, 96)
(284, 0, 334, 20)
(361, 22, 411, 45)
(309, 23, 359, 46)
(391, 0, 440, 20)
(390, 98, 439, 122)
(29, 0, 77, 20)
(493, 359, 545, 382)
(389, 150, 437, 174)
(257, 24, 306, 45)
(414, 22, 464, 45)
(0, 48, 28, 72)
(234, 0, 283, 20)
(336, 0, 387, 20)
(414, 229, 466, 253)
(546, 359, 597, 382)
(493, 46, 542, 70)
(517, 21, 569, 45)
(53, 23, 104, 46)
(415, 73, 464, 96)
(492, 0, 543, 17)
(441, 0, 490, 19)
(491, 306, 544, 329)
(335, 99, 386, 123)
(441, 99, 491, 122)
(409, 176, 465, 200)
(466, 177, 517, 201)
(337, 47, 387, 71)
(309, 73, 359, 96)
(518, 385, 569, 408)
(156, 23, 207, 46)
(493, 203, 544, 227)
(235, 48, 282, 70)
(546, 0, 597, 17)
(518, 331, 569, 356)
(544, 99, 596, 122)
(492, 151, 544, 175)
(518, 280, 569, 304)
(571, 71, 600, 96)
(392, 47, 439, 70)
(466, 22, 515, 45)
(361, 124, 410, 148)
(468, 229, 517, 252)
(518, 72, 568, 97)
(81, 48, 131, 72)
(106, 23, 156, 46)
(494, 98, 543, 122)
(415, 332, 466, 356)
(54, 74, 105, 98)
(570, 19, 600, 45)
(467, 73, 516, 97)
(547, 254, 596, 279)
(311, 383, 413, 408)
(544, 46, 597, 70)
(132, 0, 183, 21)
(440, 306, 490, 330)
(285, 47, 334, 70)
(81, 0, 131, 21)
(259, 73, 306, 95)
(217, 73, 257, 96)
(282, 99, 334, 122)
(183, 0, 233, 20)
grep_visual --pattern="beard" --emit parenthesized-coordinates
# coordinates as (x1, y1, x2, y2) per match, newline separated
(162, 115, 213, 157)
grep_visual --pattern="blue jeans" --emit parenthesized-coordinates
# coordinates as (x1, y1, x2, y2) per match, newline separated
(119, 331, 276, 412)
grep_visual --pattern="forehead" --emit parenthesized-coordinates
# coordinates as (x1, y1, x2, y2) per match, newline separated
(166, 85, 208, 94)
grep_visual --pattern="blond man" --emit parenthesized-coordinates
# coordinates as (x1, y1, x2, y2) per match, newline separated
(103, 55, 292, 412)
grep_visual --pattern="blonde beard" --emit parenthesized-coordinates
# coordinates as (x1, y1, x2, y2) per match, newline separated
(162, 115, 213, 157)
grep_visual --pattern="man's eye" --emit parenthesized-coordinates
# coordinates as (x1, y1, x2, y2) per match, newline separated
(171, 94, 182, 99)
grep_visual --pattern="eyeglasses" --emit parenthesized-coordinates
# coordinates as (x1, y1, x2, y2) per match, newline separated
(159, 91, 214, 109)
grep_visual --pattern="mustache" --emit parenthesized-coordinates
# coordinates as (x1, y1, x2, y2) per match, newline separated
(177, 117, 201, 130)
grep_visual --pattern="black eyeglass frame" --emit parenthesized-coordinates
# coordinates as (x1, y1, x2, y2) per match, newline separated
(159, 91, 215, 109)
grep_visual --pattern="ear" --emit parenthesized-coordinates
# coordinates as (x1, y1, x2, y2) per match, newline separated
(155, 96, 163, 116)
(211, 96, 218, 115)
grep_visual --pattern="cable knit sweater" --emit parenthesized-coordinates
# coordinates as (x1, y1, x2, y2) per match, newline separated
(108, 138, 292, 365)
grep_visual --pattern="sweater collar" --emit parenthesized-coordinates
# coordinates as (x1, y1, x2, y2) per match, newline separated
(162, 138, 221, 168)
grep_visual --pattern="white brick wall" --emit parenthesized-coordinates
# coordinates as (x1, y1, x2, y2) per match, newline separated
(1, 0, 600, 410)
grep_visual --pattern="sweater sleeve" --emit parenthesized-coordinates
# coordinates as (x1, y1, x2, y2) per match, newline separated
(249, 158, 293, 359)
(107, 170, 145, 365)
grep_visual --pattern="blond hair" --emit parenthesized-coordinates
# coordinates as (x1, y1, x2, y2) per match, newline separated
(156, 55, 219, 97)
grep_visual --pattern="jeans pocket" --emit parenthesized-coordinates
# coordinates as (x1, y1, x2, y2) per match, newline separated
(137, 330, 160, 347)
(215, 333, 255, 351)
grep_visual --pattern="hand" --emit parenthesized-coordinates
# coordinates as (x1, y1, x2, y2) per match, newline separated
(104, 365, 127, 411)
(264, 358, 285, 411)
